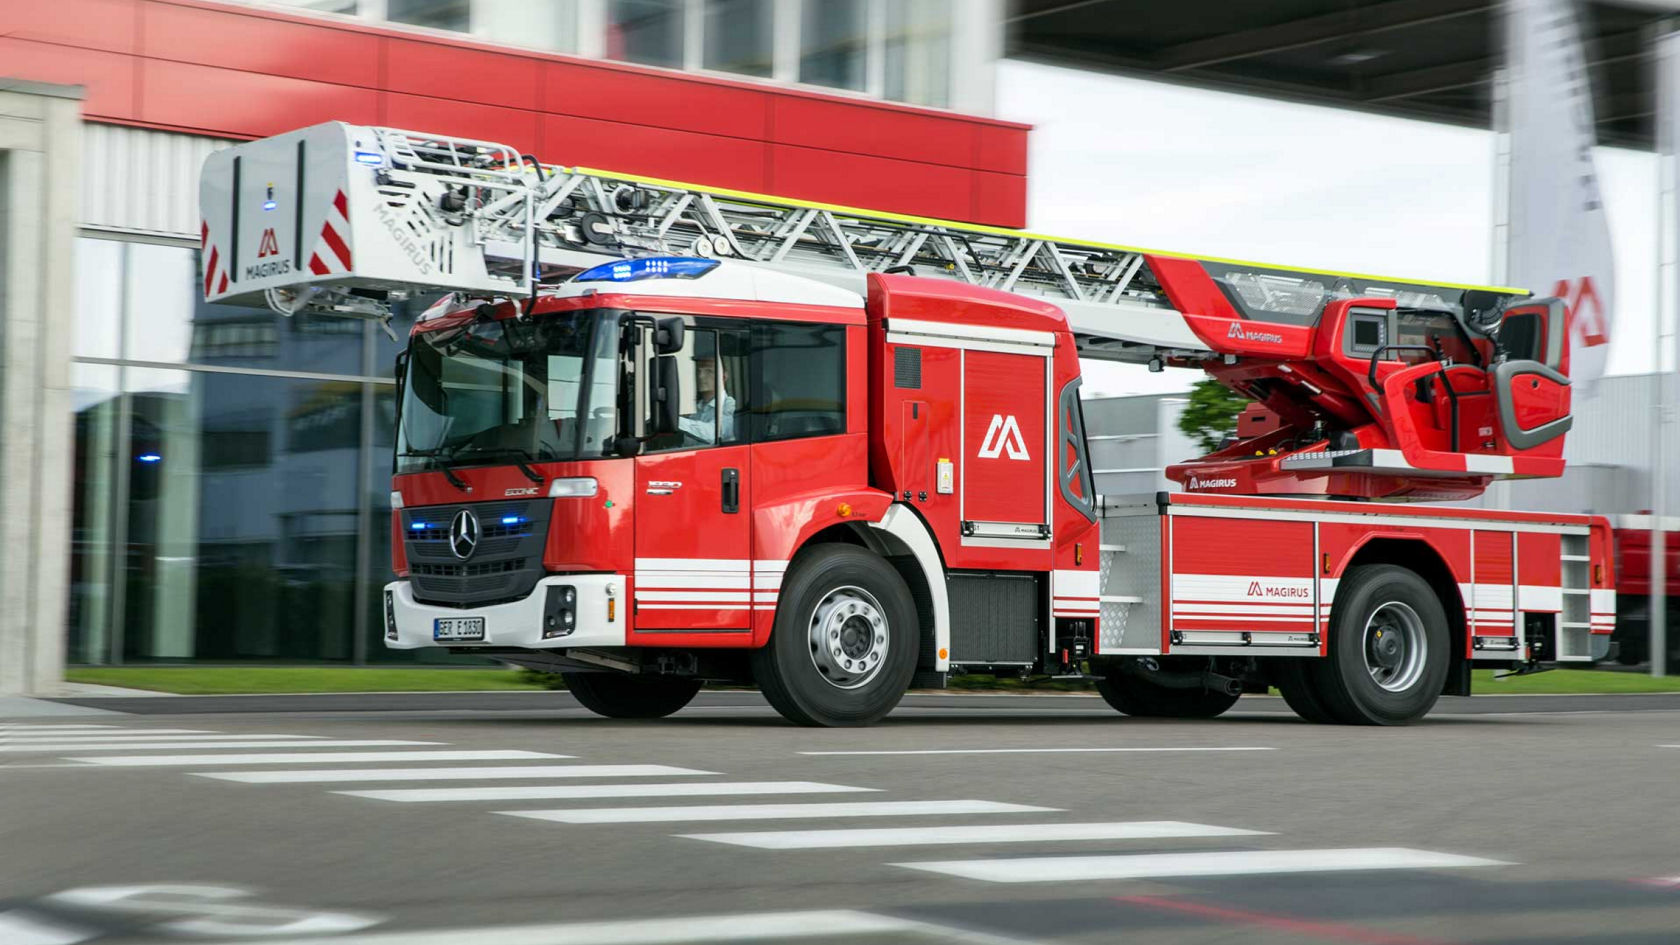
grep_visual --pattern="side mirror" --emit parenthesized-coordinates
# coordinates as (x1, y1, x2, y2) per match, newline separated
(654, 316, 685, 356)
(650, 354, 681, 435)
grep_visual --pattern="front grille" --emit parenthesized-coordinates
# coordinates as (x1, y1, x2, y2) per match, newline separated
(402, 500, 548, 607)
(411, 558, 529, 578)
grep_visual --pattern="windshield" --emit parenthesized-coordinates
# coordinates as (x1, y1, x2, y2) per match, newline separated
(396, 310, 620, 474)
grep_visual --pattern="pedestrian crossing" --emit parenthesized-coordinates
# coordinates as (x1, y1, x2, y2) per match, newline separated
(2, 721, 1514, 891)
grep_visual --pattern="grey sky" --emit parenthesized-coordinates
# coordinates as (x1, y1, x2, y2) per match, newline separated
(997, 59, 1667, 397)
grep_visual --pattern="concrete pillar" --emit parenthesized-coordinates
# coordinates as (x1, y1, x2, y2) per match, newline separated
(0, 81, 81, 696)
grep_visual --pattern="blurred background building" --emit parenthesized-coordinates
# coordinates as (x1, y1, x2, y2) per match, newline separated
(0, 0, 1674, 678)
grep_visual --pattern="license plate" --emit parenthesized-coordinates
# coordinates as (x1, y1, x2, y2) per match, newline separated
(433, 617, 485, 642)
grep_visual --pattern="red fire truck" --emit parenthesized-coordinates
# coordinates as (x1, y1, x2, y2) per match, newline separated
(199, 123, 1617, 726)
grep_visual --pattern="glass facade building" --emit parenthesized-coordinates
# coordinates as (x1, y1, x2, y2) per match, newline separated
(68, 234, 457, 664)
(237, 0, 961, 108)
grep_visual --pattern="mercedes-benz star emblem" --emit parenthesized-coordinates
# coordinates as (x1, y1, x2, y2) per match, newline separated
(449, 508, 480, 560)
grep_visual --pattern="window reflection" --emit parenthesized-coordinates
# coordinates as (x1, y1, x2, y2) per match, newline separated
(387, 0, 470, 32)
(475, 0, 578, 53)
(69, 363, 120, 665)
(801, 0, 868, 92)
(884, 0, 951, 107)
(75, 239, 122, 359)
(704, 0, 773, 77)
(608, 0, 685, 68)
(73, 371, 362, 661)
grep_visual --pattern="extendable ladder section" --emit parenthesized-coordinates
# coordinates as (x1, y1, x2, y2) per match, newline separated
(198, 122, 1505, 361)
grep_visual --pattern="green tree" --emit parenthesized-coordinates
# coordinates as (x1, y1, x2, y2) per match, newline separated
(1176, 378, 1251, 453)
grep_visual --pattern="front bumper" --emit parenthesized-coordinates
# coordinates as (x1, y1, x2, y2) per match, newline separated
(383, 575, 626, 650)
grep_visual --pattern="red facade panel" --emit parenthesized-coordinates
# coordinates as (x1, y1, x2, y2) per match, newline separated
(383, 37, 541, 112)
(0, 39, 136, 121)
(140, 3, 380, 88)
(140, 58, 380, 137)
(541, 114, 769, 192)
(0, 0, 138, 54)
(386, 93, 541, 155)
(769, 95, 975, 169)
(12, 0, 1029, 227)
(543, 61, 770, 140)
(974, 123, 1028, 175)
(769, 144, 972, 221)
(972, 171, 1027, 230)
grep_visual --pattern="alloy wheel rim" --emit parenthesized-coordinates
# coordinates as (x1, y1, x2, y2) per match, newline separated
(807, 585, 889, 690)
(1363, 600, 1427, 693)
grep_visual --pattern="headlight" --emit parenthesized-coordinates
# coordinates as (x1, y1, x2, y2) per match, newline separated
(548, 477, 598, 498)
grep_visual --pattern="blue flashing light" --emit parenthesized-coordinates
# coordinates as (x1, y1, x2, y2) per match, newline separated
(262, 200, 278, 211)
(353, 149, 385, 166)
(410, 521, 431, 531)
(500, 515, 525, 525)
(136, 453, 162, 463)
(573, 256, 720, 284)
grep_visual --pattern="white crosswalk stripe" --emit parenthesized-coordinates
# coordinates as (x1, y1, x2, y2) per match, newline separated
(895, 847, 1510, 883)
(500, 800, 1058, 824)
(0, 729, 219, 738)
(0, 724, 121, 730)
(0, 733, 321, 743)
(1, 740, 435, 753)
(73, 750, 565, 767)
(680, 821, 1268, 850)
(339, 781, 877, 803)
(801, 747, 1274, 756)
(170, 910, 957, 945)
(198, 765, 718, 784)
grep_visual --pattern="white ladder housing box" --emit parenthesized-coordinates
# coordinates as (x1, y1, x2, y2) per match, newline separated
(200, 123, 547, 315)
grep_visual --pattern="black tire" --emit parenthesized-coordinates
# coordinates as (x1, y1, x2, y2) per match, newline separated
(562, 672, 701, 719)
(1271, 657, 1339, 724)
(1309, 564, 1450, 725)
(750, 544, 919, 727)
(1094, 672, 1241, 719)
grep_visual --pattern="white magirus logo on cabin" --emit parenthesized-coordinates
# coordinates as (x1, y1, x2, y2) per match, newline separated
(978, 414, 1030, 460)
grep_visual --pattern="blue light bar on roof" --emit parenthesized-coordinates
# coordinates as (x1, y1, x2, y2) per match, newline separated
(353, 149, 385, 166)
(573, 256, 720, 284)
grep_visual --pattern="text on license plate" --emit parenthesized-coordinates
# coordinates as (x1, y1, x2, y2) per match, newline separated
(433, 617, 485, 642)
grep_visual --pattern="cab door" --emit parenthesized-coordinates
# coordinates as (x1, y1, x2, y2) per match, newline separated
(632, 324, 753, 631)
(1492, 299, 1572, 452)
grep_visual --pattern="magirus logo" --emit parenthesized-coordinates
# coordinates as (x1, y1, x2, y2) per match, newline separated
(977, 414, 1030, 461)
(1188, 475, 1237, 489)
(1227, 321, 1284, 344)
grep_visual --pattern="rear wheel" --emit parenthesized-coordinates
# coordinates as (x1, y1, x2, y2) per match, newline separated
(1309, 564, 1449, 725)
(1270, 658, 1338, 724)
(563, 672, 702, 719)
(751, 544, 919, 727)
(1095, 667, 1241, 719)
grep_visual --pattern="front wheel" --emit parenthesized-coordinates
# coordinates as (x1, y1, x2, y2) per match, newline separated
(751, 544, 919, 727)
(1309, 564, 1450, 725)
(562, 672, 702, 719)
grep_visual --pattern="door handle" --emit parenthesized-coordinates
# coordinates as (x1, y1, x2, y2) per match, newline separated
(721, 467, 739, 514)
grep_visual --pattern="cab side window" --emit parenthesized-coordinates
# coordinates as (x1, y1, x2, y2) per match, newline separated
(750, 323, 845, 441)
(642, 325, 747, 453)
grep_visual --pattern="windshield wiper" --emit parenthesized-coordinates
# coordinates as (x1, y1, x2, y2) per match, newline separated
(446, 446, 545, 484)
(400, 445, 472, 492)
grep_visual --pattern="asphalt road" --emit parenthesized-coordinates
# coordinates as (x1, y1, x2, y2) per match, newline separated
(4, 691, 1679, 945)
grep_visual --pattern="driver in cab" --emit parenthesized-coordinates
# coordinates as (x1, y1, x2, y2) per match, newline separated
(678, 357, 734, 446)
